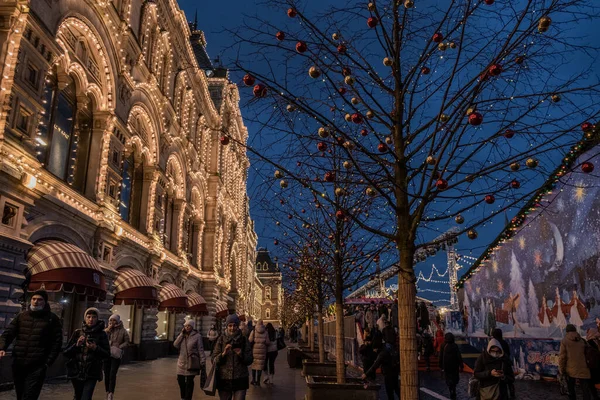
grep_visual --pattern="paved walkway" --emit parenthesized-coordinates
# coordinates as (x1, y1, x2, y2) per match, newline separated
(0, 350, 306, 400)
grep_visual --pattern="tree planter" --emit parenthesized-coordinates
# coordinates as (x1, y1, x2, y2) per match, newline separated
(305, 376, 380, 400)
(302, 360, 344, 377)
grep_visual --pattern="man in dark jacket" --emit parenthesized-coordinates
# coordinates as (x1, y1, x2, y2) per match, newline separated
(361, 336, 399, 400)
(439, 333, 463, 400)
(492, 328, 515, 399)
(0, 290, 62, 400)
(359, 333, 377, 380)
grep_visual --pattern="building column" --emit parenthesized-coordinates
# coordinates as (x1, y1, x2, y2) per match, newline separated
(200, 281, 219, 336)
(192, 219, 203, 268)
(139, 167, 155, 234)
(170, 198, 185, 254)
(85, 111, 113, 200)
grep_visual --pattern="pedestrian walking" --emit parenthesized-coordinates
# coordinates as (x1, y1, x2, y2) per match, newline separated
(212, 314, 253, 400)
(381, 317, 397, 351)
(361, 336, 400, 400)
(434, 326, 445, 355)
(104, 314, 130, 400)
(439, 333, 463, 400)
(492, 328, 515, 399)
(64, 307, 110, 400)
(0, 289, 62, 400)
(422, 331, 434, 372)
(365, 302, 378, 332)
(391, 300, 398, 329)
(208, 324, 219, 351)
(249, 319, 270, 386)
(378, 301, 389, 320)
(473, 338, 515, 400)
(174, 319, 206, 400)
(586, 328, 600, 384)
(263, 323, 278, 384)
(377, 313, 387, 331)
(359, 333, 377, 381)
(559, 324, 598, 400)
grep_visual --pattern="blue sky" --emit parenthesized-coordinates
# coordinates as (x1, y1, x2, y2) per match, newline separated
(179, 1, 600, 305)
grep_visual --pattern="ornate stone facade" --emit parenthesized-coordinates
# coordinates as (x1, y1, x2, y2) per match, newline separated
(255, 248, 283, 327)
(0, 0, 254, 354)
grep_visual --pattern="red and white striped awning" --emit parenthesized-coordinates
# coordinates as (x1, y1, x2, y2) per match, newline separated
(158, 283, 188, 312)
(26, 240, 106, 300)
(114, 269, 158, 306)
(215, 300, 229, 318)
(187, 292, 208, 315)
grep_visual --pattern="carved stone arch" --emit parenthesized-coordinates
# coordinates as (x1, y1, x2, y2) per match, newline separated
(173, 70, 189, 117)
(189, 185, 206, 221)
(113, 255, 146, 273)
(127, 103, 160, 165)
(158, 273, 176, 286)
(27, 222, 92, 254)
(165, 153, 186, 199)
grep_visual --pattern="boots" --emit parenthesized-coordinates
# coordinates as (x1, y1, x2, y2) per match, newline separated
(263, 374, 270, 384)
(106, 393, 113, 400)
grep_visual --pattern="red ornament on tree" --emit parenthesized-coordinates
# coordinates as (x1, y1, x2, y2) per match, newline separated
(324, 172, 336, 182)
(515, 55, 525, 64)
(485, 0, 495, 4)
(219, 136, 230, 145)
(274, 239, 279, 245)
(504, 129, 515, 138)
(287, 8, 297, 17)
(253, 84, 267, 98)
(432, 33, 444, 43)
(242, 74, 255, 86)
(367, 17, 379, 28)
(488, 64, 502, 76)
(338, 87, 347, 95)
(511, 180, 520, 189)
(351, 113, 363, 124)
(317, 142, 327, 152)
(378, 143, 388, 152)
(421, 66, 431, 75)
(436, 179, 448, 190)
(336, 210, 345, 219)
(582, 122, 594, 132)
(337, 44, 347, 54)
(296, 41, 307, 53)
(468, 112, 483, 126)
(287, 214, 293, 219)
(275, 31, 285, 41)
(484, 194, 495, 204)
(342, 67, 352, 76)
(582, 162, 594, 173)
(360, 129, 369, 136)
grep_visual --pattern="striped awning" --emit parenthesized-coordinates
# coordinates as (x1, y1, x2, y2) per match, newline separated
(215, 300, 229, 318)
(187, 292, 208, 315)
(26, 240, 106, 300)
(114, 269, 158, 306)
(158, 283, 188, 312)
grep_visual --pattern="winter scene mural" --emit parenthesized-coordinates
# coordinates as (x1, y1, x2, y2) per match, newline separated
(461, 146, 600, 377)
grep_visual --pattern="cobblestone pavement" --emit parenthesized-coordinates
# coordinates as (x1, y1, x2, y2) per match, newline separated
(0, 351, 307, 400)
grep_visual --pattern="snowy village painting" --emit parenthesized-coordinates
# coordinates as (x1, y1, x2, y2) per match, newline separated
(461, 146, 600, 377)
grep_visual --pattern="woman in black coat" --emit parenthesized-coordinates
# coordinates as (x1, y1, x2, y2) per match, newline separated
(64, 308, 110, 400)
(473, 338, 515, 400)
(359, 334, 377, 380)
(439, 333, 463, 400)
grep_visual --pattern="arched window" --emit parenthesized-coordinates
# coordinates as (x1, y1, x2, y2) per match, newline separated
(119, 151, 134, 222)
(37, 69, 93, 194)
(265, 286, 271, 300)
(265, 308, 271, 319)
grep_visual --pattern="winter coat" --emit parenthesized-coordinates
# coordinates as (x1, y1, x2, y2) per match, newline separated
(266, 330, 278, 353)
(382, 325, 396, 348)
(212, 329, 253, 392)
(359, 343, 377, 380)
(559, 331, 591, 379)
(64, 320, 110, 381)
(364, 347, 397, 378)
(208, 328, 219, 341)
(249, 324, 270, 370)
(174, 330, 206, 376)
(422, 334, 434, 357)
(439, 333, 463, 385)
(588, 338, 600, 383)
(473, 339, 515, 400)
(434, 330, 445, 353)
(378, 305, 389, 320)
(0, 304, 62, 368)
(105, 322, 130, 357)
(390, 304, 398, 328)
(365, 309, 378, 330)
(377, 315, 387, 331)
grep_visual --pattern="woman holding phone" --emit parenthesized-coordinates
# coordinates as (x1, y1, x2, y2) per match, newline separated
(473, 338, 514, 400)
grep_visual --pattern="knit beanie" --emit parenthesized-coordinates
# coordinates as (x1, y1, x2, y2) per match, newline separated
(566, 324, 577, 333)
(109, 314, 121, 323)
(85, 307, 100, 317)
(184, 319, 196, 329)
(225, 314, 240, 326)
(32, 289, 49, 303)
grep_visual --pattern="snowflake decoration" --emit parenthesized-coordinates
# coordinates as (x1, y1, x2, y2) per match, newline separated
(556, 198, 565, 212)
(518, 236, 526, 250)
(497, 279, 504, 293)
(492, 259, 499, 273)
(534, 250, 543, 267)
(568, 234, 578, 248)
(574, 182, 586, 203)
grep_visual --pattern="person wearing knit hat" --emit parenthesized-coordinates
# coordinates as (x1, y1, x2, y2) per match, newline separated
(0, 290, 62, 400)
(560, 324, 597, 400)
(174, 318, 205, 400)
(104, 313, 130, 400)
(212, 314, 253, 398)
(64, 307, 110, 400)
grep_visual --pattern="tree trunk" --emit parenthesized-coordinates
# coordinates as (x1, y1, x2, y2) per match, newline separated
(334, 300, 345, 383)
(310, 314, 315, 351)
(398, 247, 418, 400)
(317, 309, 325, 363)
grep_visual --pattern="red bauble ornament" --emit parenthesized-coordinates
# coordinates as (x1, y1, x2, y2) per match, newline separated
(337, 44, 347, 54)
(582, 122, 594, 132)
(360, 129, 369, 136)
(273, 240, 279, 245)
(484, 194, 495, 204)
(336, 210, 345, 219)
(504, 129, 515, 138)
(436, 179, 448, 190)
(219, 136, 230, 145)
(242, 74, 255, 86)
(342, 67, 352, 76)
(378, 143, 388, 152)
(582, 162, 594, 173)
(317, 142, 327, 151)
(432, 33, 444, 43)
(324, 172, 336, 182)
(253, 84, 267, 97)
(351, 113, 363, 124)
(511, 180, 520, 189)
(287, 214, 293, 219)
(488, 64, 502, 76)
(280, 199, 285, 205)
(275, 31, 285, 41)
(296, 41, 307, 53)
(338, 87, 347, 95)
(485, 0, 494, 4)
(421, 66, 431, 75)
(468, 112, 483, 126)
(367, 17, 379, 28)
(287, 8, 297, 17)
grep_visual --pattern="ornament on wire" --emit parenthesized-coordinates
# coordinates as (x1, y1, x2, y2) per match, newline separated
(309, 66, 321, 78)
(526, 158, 539, 168)
(296, 41, 308, 53)
(468, 112, 483, 126)
(432, 33, 444, 43)
(287, 8, 297, 17)
(253, 84, 267, 97)
(276, 31, 285, 41)
(243, 74, 255, 86)
(582, 162, 594, 173)
(367, 17, 379, 28)
(220, 136, 230, 145)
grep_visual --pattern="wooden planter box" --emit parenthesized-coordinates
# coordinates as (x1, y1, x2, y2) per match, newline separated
(305, 376, 380, 400)
(302, 360, 345, 377)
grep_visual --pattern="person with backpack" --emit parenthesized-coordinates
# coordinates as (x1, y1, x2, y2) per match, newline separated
(174, 319, 206, 400)
(439, 332, 463, 400)
(473, 338, 514, 400)
(361, 336, 399, 400)
(559, 324, 598, 400)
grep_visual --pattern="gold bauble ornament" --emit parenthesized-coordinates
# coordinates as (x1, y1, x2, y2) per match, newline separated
(344, 141, 355, 150)
(551, 94, 561, 103)
(426, 156, 436, 165)
(344, 76, 355, 85)
(510, 162, 520, 171)
(438, 42, 448, 51)
(351, 97, 360, 105)
(274, 170, 284, 179)
(280, 179, 288, 188)
(343, 161, 352, 169)
(439, 114, 450, 123)
(455, 214, 465, 224)
(404, 0, 414, 8)
(539, 16, 552, 28)
(526, 158, 539, 168)
(332, 32, 340, 40)
(335, 187, 345, 196)
(467, 229, 478, 240)
(368, 2, 376, 11)
(449, 42, 457, 49)
(466, 174, 476, 183)
(345, 113, 352, 122)
(466, 107, 475, 115)
(318, 127, 329, 138)
(383, 57, 393, 66)
(366, 110, 375, 119)
(286, 104, 296, 112)
(385, 136, 393, 145)
(366, 187, 376, 197)
(309, 66, 321, 78)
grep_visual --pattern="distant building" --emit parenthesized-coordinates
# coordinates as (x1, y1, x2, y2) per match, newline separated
(256, 248, 283, 326)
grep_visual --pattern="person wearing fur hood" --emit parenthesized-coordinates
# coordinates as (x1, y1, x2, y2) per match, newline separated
(174, 319, 206, 400)
(473, 338, 515, 400)
(249, 319, 270, 386)
(103, 314, 130, 400)
(64, 307, 110, 400)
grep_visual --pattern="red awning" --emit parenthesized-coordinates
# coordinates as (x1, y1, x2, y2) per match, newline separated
(27, 241, 106, 301)
(114, 269, 158, 306)
(215, 301, 229, 318)
(187, 292, 208, 315)
(158, 283, 188, 312)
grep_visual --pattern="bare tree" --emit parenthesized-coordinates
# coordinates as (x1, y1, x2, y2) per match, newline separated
(224, 0, 599, 396)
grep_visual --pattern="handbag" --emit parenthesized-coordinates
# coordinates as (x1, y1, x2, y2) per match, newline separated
(202, 362, 218, 396)
(277, 337, 287, 350)
(479, 383, 500, 400)
(200, 365, 208, 388)
(188, 352, 201, 372)
(110, 346, 123, 359)
(467, 376, 480, 398)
